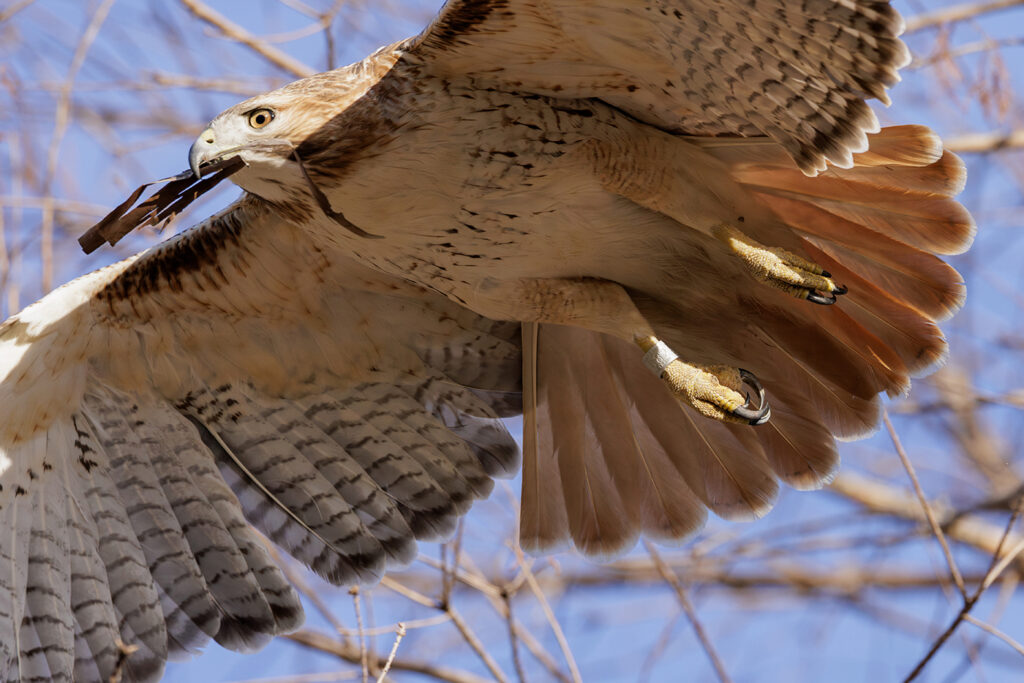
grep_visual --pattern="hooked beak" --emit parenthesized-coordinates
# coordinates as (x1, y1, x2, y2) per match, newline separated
(188, 127, 217, 179)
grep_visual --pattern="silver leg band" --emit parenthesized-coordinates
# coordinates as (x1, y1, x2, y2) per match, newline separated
(642, 340, 678, 377)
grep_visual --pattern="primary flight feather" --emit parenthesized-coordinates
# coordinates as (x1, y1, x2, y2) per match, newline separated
(0, 1, 972, 680)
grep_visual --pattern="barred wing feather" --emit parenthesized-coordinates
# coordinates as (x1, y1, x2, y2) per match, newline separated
(413, 0, 910, 173)
(0, 196, 520, 681)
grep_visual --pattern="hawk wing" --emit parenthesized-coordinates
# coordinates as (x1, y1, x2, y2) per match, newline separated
(0, 196, 521, 681)
(398, 2, 965, 555)
(409, 0, 909, 173)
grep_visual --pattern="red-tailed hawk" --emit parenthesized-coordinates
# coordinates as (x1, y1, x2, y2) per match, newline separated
(0, 1, 972, 680)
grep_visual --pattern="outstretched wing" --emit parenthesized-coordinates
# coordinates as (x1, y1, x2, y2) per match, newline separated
(0, 196, 521, 681)
(408, 0, 910, 173)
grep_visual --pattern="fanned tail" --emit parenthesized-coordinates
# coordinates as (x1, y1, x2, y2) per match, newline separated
(691, 125, 969, 385)
(695, 125, 971, 323)
(523, 325, 793, 555)
(522, 126, 967, 555)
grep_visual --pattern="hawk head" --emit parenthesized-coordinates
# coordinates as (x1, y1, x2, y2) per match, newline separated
(188, 86, 332, 203)
(79, 49, 402, 253)
(187, 58, 395, 206)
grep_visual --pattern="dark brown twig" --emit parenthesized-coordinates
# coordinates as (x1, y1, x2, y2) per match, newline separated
(904, 499, 1024, 680)
(78, 156, 244, 253)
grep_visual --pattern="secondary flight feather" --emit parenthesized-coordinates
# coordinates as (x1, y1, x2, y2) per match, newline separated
(0, 1, 971, 680)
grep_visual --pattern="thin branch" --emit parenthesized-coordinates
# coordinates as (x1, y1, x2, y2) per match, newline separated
(0, 195, 113, 217)
(284, 630, 492, 683)
(374, 622, 406, 683)
(148, 72, 279, 94)
(349, 587, 368, 683)
(963, 615, 1024, 657)
(883, 410, 967, 597)
(512, 548, 583, 683)
(3, 137, 22, 316)
(41, 0, 116, 292)
(905, 0, 1024, 32)
(416, 552, 503, 599)
(447, 607, 509, 683)
(645, 542, 733, 683)
(638, 613, 683, 683)
(979, 499, 1024, 594)
(911, 37, 1024, 68)
(982, 537, 1024, 591)
(503, 591, 527, 683)
(0, 198, 7, 320)
(231, 671, 359, 683)
(550, 566, 992, 592)
(828, 473, 1024, 572)
(903, 497, 1022, 680)
(0, 0, 36, 23)
(440, 520, 465, 608)
(254, 20, 334, 45)
(179, 0, 315, 78)
(905, 595, 995, 680)
(380, 576, 437, 608)
(944, 129, 1024, 153)
(265, 543, 350, 641)
(450, 548, 570, 682)
(333, 614, 451, 638)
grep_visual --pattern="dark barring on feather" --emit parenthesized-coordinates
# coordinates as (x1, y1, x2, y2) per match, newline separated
(806, 283, 848, 305)
(731, 369, 771, 425)
(292, 149, 384, 240)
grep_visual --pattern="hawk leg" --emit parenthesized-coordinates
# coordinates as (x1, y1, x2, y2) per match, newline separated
(471, 277, 771, 425)
(712, 224, 848, 305)
(635, 336, 770, 425)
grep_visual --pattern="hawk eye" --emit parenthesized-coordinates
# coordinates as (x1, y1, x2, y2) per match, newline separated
(247, 108, 275, 129)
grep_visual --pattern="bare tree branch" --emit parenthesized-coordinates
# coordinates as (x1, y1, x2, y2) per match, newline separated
(179, 0, 315, 78)
(829, 472, 1024, 571)
(645, 542, 732, 683)
(964, 614, 1024, 658)
(284, 629, 493, 683)
(944, 129, 1024, 152)
(904, 498, 1022, 680)
(41, 0, 116, 292)
(905, 0, 1024, 32)
(884, 410, 967, 597)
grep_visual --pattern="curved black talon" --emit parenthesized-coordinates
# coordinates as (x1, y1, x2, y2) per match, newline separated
(806, 283, 849, 305)
(731, 369, 771, 425)
(806, 290, 838, 305)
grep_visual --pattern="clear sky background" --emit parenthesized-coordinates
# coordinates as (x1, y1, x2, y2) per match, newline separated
(2, 1, 1024, 681)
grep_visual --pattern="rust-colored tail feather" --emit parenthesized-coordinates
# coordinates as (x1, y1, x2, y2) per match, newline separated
(522, 126, 967, 556)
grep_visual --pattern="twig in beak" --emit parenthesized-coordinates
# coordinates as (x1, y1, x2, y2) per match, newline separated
(78, 156, 245, 254)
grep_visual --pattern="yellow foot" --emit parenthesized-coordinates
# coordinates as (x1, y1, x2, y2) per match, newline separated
(636, 336, 770, 425)
(713, 224, 848, 305)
